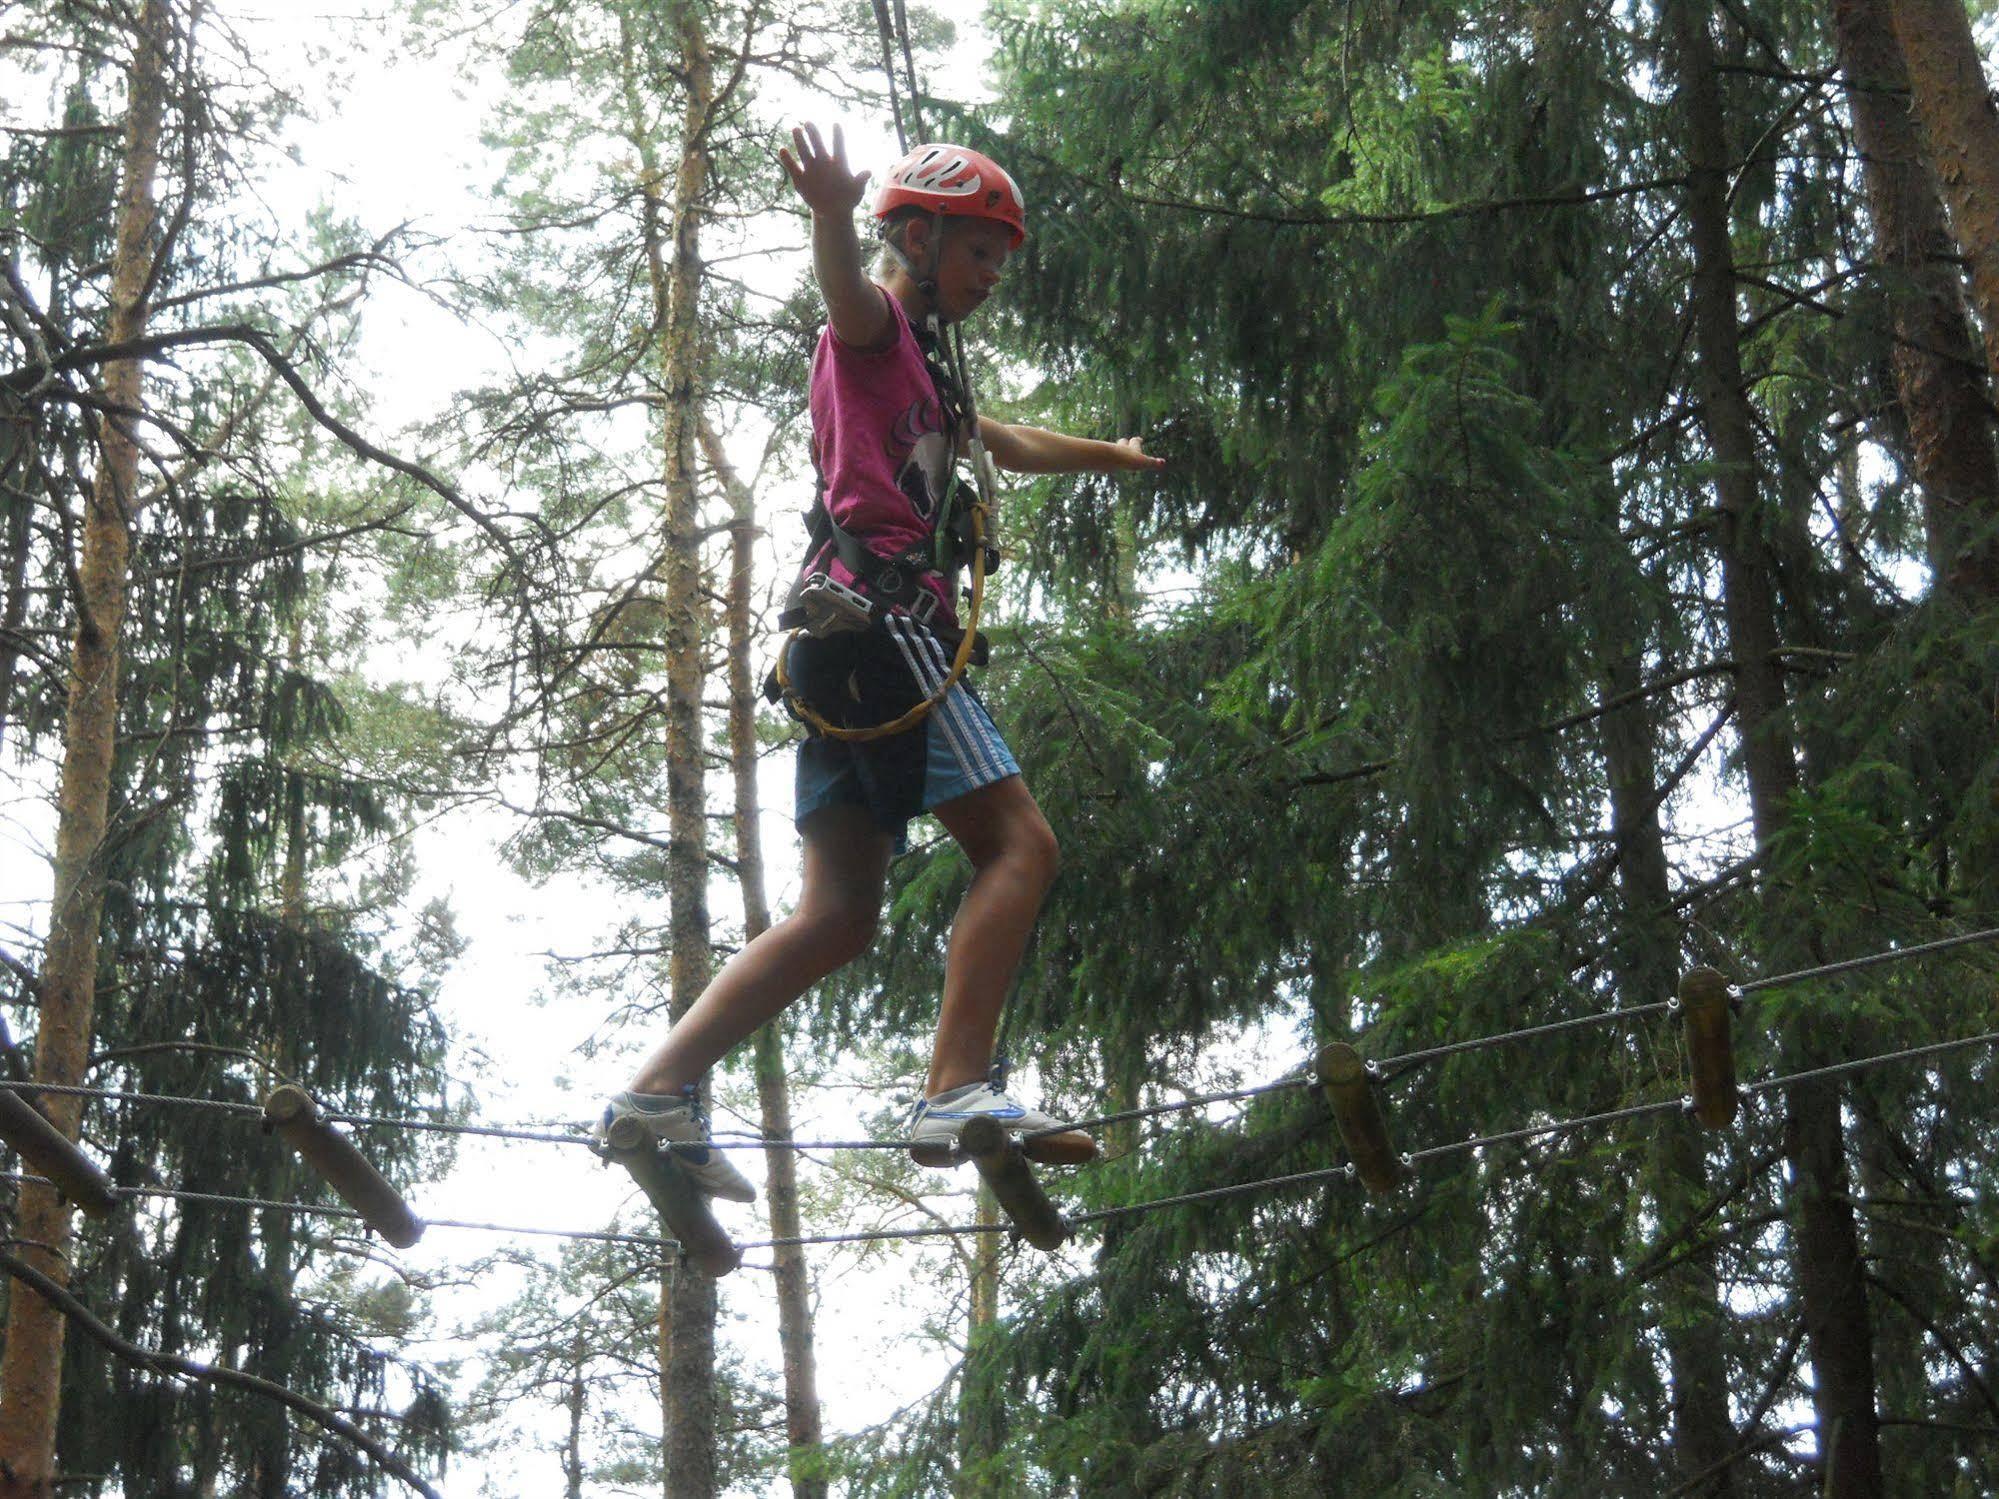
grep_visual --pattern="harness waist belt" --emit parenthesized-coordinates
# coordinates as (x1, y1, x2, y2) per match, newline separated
(762, 622, 990, 707)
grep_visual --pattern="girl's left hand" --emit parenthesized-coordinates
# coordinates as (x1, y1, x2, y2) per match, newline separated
(1110, 436, 1167, 471)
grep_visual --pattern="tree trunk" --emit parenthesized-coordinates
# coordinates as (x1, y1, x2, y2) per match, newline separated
(955, 1182, 1002, 1498)
(565, 1360, 585, 1499)
(1667, 2, 1795, 845)
(1890, 0, 1999, 402)
(1664, 4, 1885, 1493)
(702, 414, 828, 1498)
(0, 4, 168, 1490)
(627, 1, 720, 1492)
(0, 391, 34, 754)
(1835, 0, 1999, 601)
(1602, 651, 1737, 1492)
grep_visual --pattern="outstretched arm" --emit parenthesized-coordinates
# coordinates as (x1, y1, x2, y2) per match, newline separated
(978, 417, 1167, 475)
(779, 122, 891, 349)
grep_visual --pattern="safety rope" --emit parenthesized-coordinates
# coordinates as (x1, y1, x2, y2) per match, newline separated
(890, 0, 924, 143)
(869, 0, 912, 154)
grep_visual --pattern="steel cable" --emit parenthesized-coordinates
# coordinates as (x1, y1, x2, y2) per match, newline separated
(0, 1171, 679, 1252)
(740, 1028, 1999, 1251)
(5, 1032, 1990, 1257)
(2, 928, 1990, 1173)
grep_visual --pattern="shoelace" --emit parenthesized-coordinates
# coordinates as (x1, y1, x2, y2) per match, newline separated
(680, 1084, 713, 1143)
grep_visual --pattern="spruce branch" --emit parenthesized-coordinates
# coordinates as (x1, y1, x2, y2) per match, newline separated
(21, 323, 525, 557)
(1661, 1422, 1811, 1496)
(1866, 1272, 1999, 1427)
(1629, 1147, 1782, 1284)
(490, 791, 741, 873)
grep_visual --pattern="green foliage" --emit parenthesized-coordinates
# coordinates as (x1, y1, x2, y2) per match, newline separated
(39, 468, 460, 1493)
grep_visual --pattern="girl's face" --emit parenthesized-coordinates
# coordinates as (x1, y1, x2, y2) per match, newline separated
(931, 218, 1014, 323)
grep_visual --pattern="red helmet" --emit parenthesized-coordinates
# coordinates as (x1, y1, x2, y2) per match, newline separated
(872, 143, 1026, 248)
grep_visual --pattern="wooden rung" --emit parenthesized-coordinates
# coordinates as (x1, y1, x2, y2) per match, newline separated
(263, 1086, 424, 1248)
(958, 1115, 1069, 1252)
(0, 1089, 118, 1217)
(602, 1114, 741, 1276)
(1677, 967, 1739, 1129)
(1316, 1043, 1406, 1195)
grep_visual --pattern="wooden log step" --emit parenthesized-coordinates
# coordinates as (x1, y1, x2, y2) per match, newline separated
(958, 1114, 1070, 1251)
(1316, 1043, 1406, 1195)
(263, 1086, 424, 1248)
(0, 1088, 117, 1217)
(1677, 967, 1740, 1129)
(600, 1114, 742, 1276)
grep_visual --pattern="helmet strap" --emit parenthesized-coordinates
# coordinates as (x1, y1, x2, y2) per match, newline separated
(880, 211, 947, 315)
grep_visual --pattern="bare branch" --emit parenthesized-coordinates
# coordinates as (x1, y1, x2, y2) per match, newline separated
(0, 1248, 443, 1498)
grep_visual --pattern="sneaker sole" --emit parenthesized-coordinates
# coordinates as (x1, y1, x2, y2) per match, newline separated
(596, 1130, 757, 1204)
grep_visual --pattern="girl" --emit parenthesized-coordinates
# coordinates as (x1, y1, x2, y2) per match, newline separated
(603, 124, 1163, 1199)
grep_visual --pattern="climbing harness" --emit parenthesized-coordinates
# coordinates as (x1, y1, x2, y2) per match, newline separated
(769, 487, 993, 744)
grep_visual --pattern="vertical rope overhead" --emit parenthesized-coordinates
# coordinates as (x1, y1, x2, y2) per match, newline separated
(870, 0, 911, 152)
(891, 0, 926, 141)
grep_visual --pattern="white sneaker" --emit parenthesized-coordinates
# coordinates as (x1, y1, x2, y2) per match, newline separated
(907, 1081, 1098, 1167)
(599, 1090, 757, 1203)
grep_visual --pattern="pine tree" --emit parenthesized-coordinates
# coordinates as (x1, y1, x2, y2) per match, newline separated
(1888, 0, 1999, 405)
(1833, 0, 1999, 602)
(436, 0, 880, 1487)
(704, 411, 828, 1497)
(0, 4, 171, 1475)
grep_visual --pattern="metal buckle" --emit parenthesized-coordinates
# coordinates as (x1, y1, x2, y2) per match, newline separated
(908, 589, 939, 626)
(798, 572, 873, 636)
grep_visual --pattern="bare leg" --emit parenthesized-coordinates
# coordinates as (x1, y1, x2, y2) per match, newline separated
(627, 803, 894, 1096)
(924, 774, 1060, 1097)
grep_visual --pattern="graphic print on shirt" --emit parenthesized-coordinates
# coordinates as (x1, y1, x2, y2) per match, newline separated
(888, 395, 952, 523)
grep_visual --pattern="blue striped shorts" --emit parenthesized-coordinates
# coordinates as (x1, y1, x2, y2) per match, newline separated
(790, 614, 1020, 836)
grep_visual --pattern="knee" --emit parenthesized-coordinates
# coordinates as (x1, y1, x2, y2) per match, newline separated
(795, 901, 878, 968)
(1014, 815, 1060, 894)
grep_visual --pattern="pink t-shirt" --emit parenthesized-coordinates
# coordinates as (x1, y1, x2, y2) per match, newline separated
(804, 290, 958, 623)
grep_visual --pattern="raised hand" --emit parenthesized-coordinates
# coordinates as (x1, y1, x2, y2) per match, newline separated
(779, 122, 870, 218)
